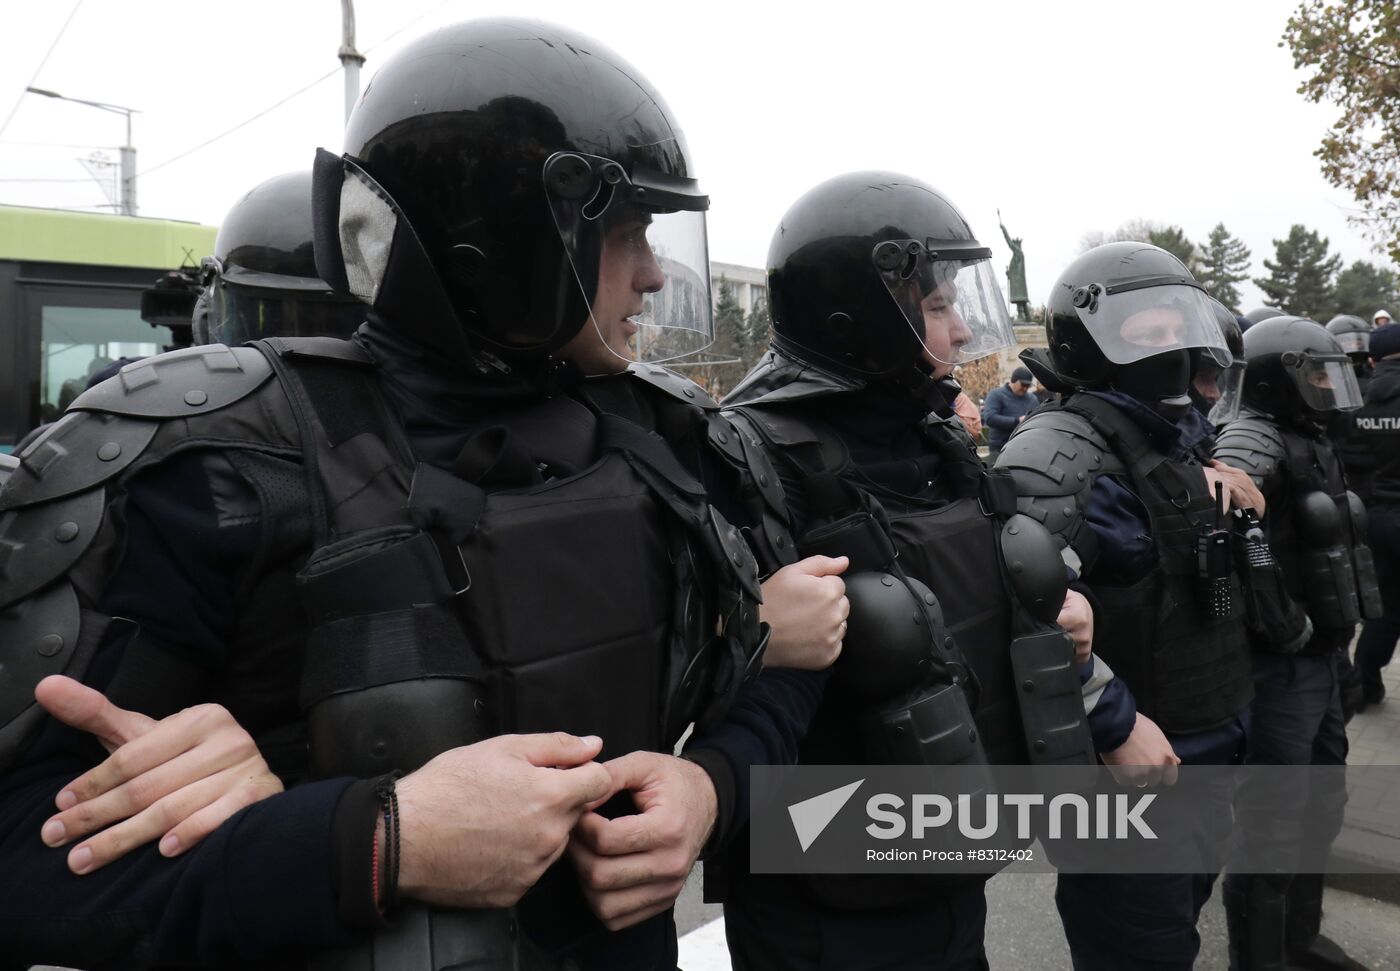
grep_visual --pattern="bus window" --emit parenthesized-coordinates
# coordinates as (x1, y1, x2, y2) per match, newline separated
(40, 306, 173, 423)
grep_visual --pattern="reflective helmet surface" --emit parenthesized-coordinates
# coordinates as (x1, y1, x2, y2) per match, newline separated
(1244, 306, 1285, 326)
(1045, 242, 1227, 407)
(765, 172, 1011, 380)
(1240, 315, 1364, 417)
(200, 171, 365, 346)
(336, 18, 711, 366)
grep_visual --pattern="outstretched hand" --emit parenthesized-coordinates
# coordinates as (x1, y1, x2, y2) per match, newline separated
(35, 675, 283, 874)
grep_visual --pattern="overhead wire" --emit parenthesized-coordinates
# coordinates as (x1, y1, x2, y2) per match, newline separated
(0, 0, 87, 140)
(135, 0, 459, 181)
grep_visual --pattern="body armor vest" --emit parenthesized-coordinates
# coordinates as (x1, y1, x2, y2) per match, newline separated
(1270, 426, 1383, 643)
(0, 338, 768, 969)
(725, 401, 1092, 910)
(729, 405, 1091, 768)
(1054, 395, 1252, 732)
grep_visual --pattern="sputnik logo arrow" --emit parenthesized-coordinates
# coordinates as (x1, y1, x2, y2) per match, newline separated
(788, 779, 864, 852)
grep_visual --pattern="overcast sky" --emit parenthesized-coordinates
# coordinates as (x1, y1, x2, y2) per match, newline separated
(1, 0, 1392, 313)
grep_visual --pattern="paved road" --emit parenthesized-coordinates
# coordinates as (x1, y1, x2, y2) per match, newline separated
(676, 865, 1400, 969)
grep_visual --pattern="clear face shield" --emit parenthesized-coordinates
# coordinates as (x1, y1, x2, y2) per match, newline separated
(1070, 280, 1231, 370)
(1285, 352, 1365, 412)
(1333, 330, 1370, 355)
(1207, 361, 1247, 425)
(201, 257, 366, 346)
(873, 239, 1014, 368)
(544, 152, 714, 370)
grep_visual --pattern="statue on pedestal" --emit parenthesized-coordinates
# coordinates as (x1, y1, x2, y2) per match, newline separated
(998, 209, 1030, 322)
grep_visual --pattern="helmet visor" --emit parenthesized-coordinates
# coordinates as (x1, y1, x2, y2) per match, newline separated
(1333, 330, 1370, 355)
(205, 280, 365, 346)
(874, 240, 1014, 366)
(1071, 282, 1230, 368)
(1207, 362, 1247, 425)
(545, 152, 714, 368)
(1286, 353, 1364, 412)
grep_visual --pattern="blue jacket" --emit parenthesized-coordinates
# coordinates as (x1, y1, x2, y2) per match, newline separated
(981, 383, 1040, 448)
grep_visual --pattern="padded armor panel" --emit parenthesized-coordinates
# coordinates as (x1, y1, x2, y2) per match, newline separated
(0, 454, 16, 492)
(5, 411, 158, 508)
(994, 410, 1123, 546)
(1213, 417, 1286, 491)
(69, 344, 274, 419)
(0, 580, 82, 741)
(627, 363, 720, 411)
(0, 485, 105, 610)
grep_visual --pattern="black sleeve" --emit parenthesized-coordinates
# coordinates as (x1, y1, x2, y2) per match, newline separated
(683, 667, 829, 855)
(0, 450, 369, 967)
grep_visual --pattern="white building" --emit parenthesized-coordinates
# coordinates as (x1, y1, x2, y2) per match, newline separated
(710, 261, 766, 315)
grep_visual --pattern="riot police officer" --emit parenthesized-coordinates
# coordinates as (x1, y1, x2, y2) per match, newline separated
(1353, 324, 1400, 710)
(1215, 316, 1378, 971)
(715, 173, 1165, 970)
(0, 20, 838, 970)
(1324, 315, 1376, 505)
(997, 242, 1261, 970)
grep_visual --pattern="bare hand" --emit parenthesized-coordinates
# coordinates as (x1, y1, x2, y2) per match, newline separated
(396, 733, 612, 909)
(568, 751, 717, 930)
(1056, 589, 1094, 665)
(34, 675, 283, 875)
(1205, 460, 1266, 516)
(760, 555, 850, 670)
(1101, 713, 1181, 788)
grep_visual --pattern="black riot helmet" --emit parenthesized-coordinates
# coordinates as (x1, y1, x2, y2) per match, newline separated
(197, 171, 366, 346)
(1325, 314, 1372, 362)
(1045, 241, 1229, 416)
(1238, 316, 1364, 419)
(312, 19, 713, 372)
(1244, 306, 1285, 326)
(765, 172, 1013, 381)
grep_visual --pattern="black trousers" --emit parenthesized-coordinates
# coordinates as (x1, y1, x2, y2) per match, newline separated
(1357, 502, 1400, 692)
(723, 872, 988, 971)
(1224, 652, 1350, 953)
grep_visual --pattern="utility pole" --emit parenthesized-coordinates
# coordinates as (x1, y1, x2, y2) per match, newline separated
(26, 86, 138, 216)
(340, 0, 366, 124)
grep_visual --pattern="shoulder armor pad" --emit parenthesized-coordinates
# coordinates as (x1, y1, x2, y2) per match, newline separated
(705, 413, 790, 526)
(1213, 417, 1285, 488)
(0, 486, 105, 610)
(0, 453, 17, 493)
(69, 344, 274, 420)
(261, 335, 373, 366)
(3, 410, 158, 508)
(627, 364, 719, 411)
(726, 404, 848, 475)
(994, 410, 1119, 543)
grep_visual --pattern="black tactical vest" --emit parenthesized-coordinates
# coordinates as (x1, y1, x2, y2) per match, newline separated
(1269, 425, 1383, 645)
(1056, 395, 1252, 733)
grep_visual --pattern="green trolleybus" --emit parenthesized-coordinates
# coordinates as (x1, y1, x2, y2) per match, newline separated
(0, 205, 217, 450)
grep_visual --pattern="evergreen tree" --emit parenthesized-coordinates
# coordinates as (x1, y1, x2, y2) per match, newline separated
(1254, 224, 1342, 319)
(1196, 223, 1252, 309)
(743, 290, 772, 368)
(1332, 260, 1400, 320)
(1079, 220, 1197, 273)
(1145, 226, 1199, 274)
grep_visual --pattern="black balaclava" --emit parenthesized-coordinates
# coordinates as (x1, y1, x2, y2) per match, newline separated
(1109, 348, 1198, 420)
